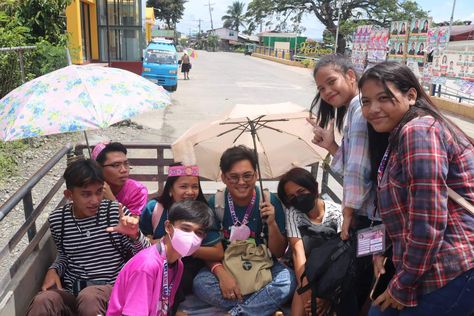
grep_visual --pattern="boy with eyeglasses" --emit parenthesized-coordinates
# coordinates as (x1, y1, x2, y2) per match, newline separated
(193, 145, 296, 316)
(92, 142, 148, 216)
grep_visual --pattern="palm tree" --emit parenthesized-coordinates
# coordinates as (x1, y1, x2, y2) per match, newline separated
(221, 1, 246, 32)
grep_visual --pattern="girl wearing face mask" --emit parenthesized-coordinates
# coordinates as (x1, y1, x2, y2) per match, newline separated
(139, 163, 224, 314)
(278, 167, 343, 316)
(107, 200, 212, 316)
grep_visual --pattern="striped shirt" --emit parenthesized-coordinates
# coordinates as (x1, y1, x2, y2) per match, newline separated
(380, 116, 474, 306)
(49, 200, 149, 293)
(331, 95, 377, 219)
(285, 200, 342, 239)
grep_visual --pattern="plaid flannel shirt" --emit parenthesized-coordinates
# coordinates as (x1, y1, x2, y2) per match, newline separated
(331, 96, 377, 218)
(379, 116, 474, 306)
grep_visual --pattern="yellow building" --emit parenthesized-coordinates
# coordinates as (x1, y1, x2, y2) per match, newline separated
(66, 0, 155, 66)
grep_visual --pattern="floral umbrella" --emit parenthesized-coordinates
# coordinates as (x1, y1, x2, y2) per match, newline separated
(0, 65, 171, 141)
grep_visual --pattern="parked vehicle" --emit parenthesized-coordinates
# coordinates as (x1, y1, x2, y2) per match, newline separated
(244, 43, 256, 56)
(142, 38, 179, 92)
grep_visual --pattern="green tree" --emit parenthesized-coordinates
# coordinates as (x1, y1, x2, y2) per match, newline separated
(222, 1, 246, 32)
(247, 0, 429, 54)
(148, 0, 187, 30)
(207, 33, 219, 51)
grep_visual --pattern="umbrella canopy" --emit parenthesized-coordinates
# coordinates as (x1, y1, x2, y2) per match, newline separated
(0, 65, 171, 141)
(172, 102, 328, 181)
(186, 48, 197, 59)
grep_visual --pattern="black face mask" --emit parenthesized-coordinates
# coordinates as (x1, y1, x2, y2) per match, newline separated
(290, 193, 316, 213)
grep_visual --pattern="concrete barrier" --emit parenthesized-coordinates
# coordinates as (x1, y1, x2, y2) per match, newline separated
(432, 96, 474, 120)
(251, 53, 307, 68)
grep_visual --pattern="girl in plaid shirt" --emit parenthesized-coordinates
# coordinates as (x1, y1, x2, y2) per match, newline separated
(308, 54, 383, 313)
(360, 61, 474, 315)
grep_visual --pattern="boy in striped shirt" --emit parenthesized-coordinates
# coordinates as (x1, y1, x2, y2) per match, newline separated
(27, 159, 149, 316)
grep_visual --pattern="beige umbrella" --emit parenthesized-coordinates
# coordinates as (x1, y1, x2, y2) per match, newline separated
(172, 102, 328, 188)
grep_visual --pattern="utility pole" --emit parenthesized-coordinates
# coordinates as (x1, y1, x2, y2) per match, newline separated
(334, 0, 342, 54)
(204, 0, 215, 31)
(197, 19, 202, 34)
(448, 0, 457, 37)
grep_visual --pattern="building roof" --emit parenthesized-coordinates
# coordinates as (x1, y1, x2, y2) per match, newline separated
(257, 32, 299, 38)
(238, 34, 259, 42)
(450, 25, 474, 41)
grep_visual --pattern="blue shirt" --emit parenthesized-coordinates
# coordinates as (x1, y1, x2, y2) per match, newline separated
(204, 188, 286, 247)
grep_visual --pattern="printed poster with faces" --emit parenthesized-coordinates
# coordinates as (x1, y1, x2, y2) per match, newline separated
(351, 25, 373, 74)
(431, 50, 474, 81)
(427, 26, 450, 54)
(388, 20, 409, 63)
(367, 28, 389, 63)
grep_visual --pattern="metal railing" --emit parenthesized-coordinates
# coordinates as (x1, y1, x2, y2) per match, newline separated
(0, 144, 72, 300)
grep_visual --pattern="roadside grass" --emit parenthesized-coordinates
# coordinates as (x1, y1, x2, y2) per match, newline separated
(0, 141, 27, 182)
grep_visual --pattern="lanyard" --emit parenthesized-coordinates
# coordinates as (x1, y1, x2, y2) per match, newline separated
(158, 241, 171, 316)
(227, 191, 256, 226)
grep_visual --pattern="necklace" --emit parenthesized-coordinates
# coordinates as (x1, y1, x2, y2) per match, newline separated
(70, 205, 93, 237)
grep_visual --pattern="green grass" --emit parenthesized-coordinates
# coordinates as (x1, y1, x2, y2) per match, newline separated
(0, 140, 27, 181)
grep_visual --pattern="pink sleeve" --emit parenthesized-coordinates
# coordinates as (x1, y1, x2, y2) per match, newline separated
(121, 271, 159, 316)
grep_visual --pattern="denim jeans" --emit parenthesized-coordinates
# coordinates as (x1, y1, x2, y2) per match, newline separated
(368, 268, 474, 316)
(193, 261, 296, 316)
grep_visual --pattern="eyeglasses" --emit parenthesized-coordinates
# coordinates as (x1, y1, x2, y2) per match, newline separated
(102, 161, 131, 170)
(225, 172, 256, 184)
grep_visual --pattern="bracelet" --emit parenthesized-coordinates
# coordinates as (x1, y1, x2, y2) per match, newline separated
(210, 263, 223, 274)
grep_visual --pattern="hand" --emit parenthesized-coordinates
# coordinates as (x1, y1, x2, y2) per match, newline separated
(373, 255, 386, 277)
(304, 298, 312, 316)
(216, 267, 242, 301)
(102, 182, 116, 201)
(340, 208, 353, 241)
(373, 289, 405, 311)
(316, 298, 332, 316)
(105, 203, 139, 239)
(41, 269, 62, 291)
(303, 298, 331, 316)
(259, 201, 276, 225)
(307, 118, 338, 154)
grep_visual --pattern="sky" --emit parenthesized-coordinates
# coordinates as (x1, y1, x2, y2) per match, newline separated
(176, 0, 474, 39)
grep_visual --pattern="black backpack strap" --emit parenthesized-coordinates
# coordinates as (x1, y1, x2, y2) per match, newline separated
(297, 271, 311, 295)
(106, 201, 128, 260)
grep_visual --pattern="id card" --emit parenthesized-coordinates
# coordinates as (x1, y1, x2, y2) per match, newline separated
(356, 224, 385, 257)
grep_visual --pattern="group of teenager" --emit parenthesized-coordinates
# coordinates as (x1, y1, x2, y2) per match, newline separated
(25, 55, 474, 316)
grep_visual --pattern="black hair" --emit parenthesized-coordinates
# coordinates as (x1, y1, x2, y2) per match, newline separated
(367, 124, 389, 182)
(157, 162, 207, 210)
(309, 54, 356, 133)
(95, 142, 127, 164)
(63, 159, 104, 189)
(219, 145, 257, 174)
(277, 167, 319, 208)
(168, 200, 213, 231)
(359, 61, 474, 150)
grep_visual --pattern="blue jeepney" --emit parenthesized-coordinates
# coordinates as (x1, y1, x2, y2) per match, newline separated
(142, 38, 179, 92)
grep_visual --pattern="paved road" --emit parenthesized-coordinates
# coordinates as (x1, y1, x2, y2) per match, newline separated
(133, 50, 474, 142)
(133, 50, 317, 143)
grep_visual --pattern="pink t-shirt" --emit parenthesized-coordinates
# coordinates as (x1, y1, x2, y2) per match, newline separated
(116, 179, 148, 216)
(107, 245, 183, 316)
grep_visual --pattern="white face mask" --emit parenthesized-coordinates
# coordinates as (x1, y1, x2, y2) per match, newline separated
(170, 227, 203, 257)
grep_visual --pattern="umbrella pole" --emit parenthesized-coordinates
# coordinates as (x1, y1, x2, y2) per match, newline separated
(83, 131, 92, 158)
(249, 121, 266, 203)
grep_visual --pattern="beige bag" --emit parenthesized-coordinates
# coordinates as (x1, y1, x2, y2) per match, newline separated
(223, 240, 274, 295)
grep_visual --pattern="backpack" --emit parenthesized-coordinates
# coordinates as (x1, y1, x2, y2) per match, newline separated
(297, 222, 355, 314)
